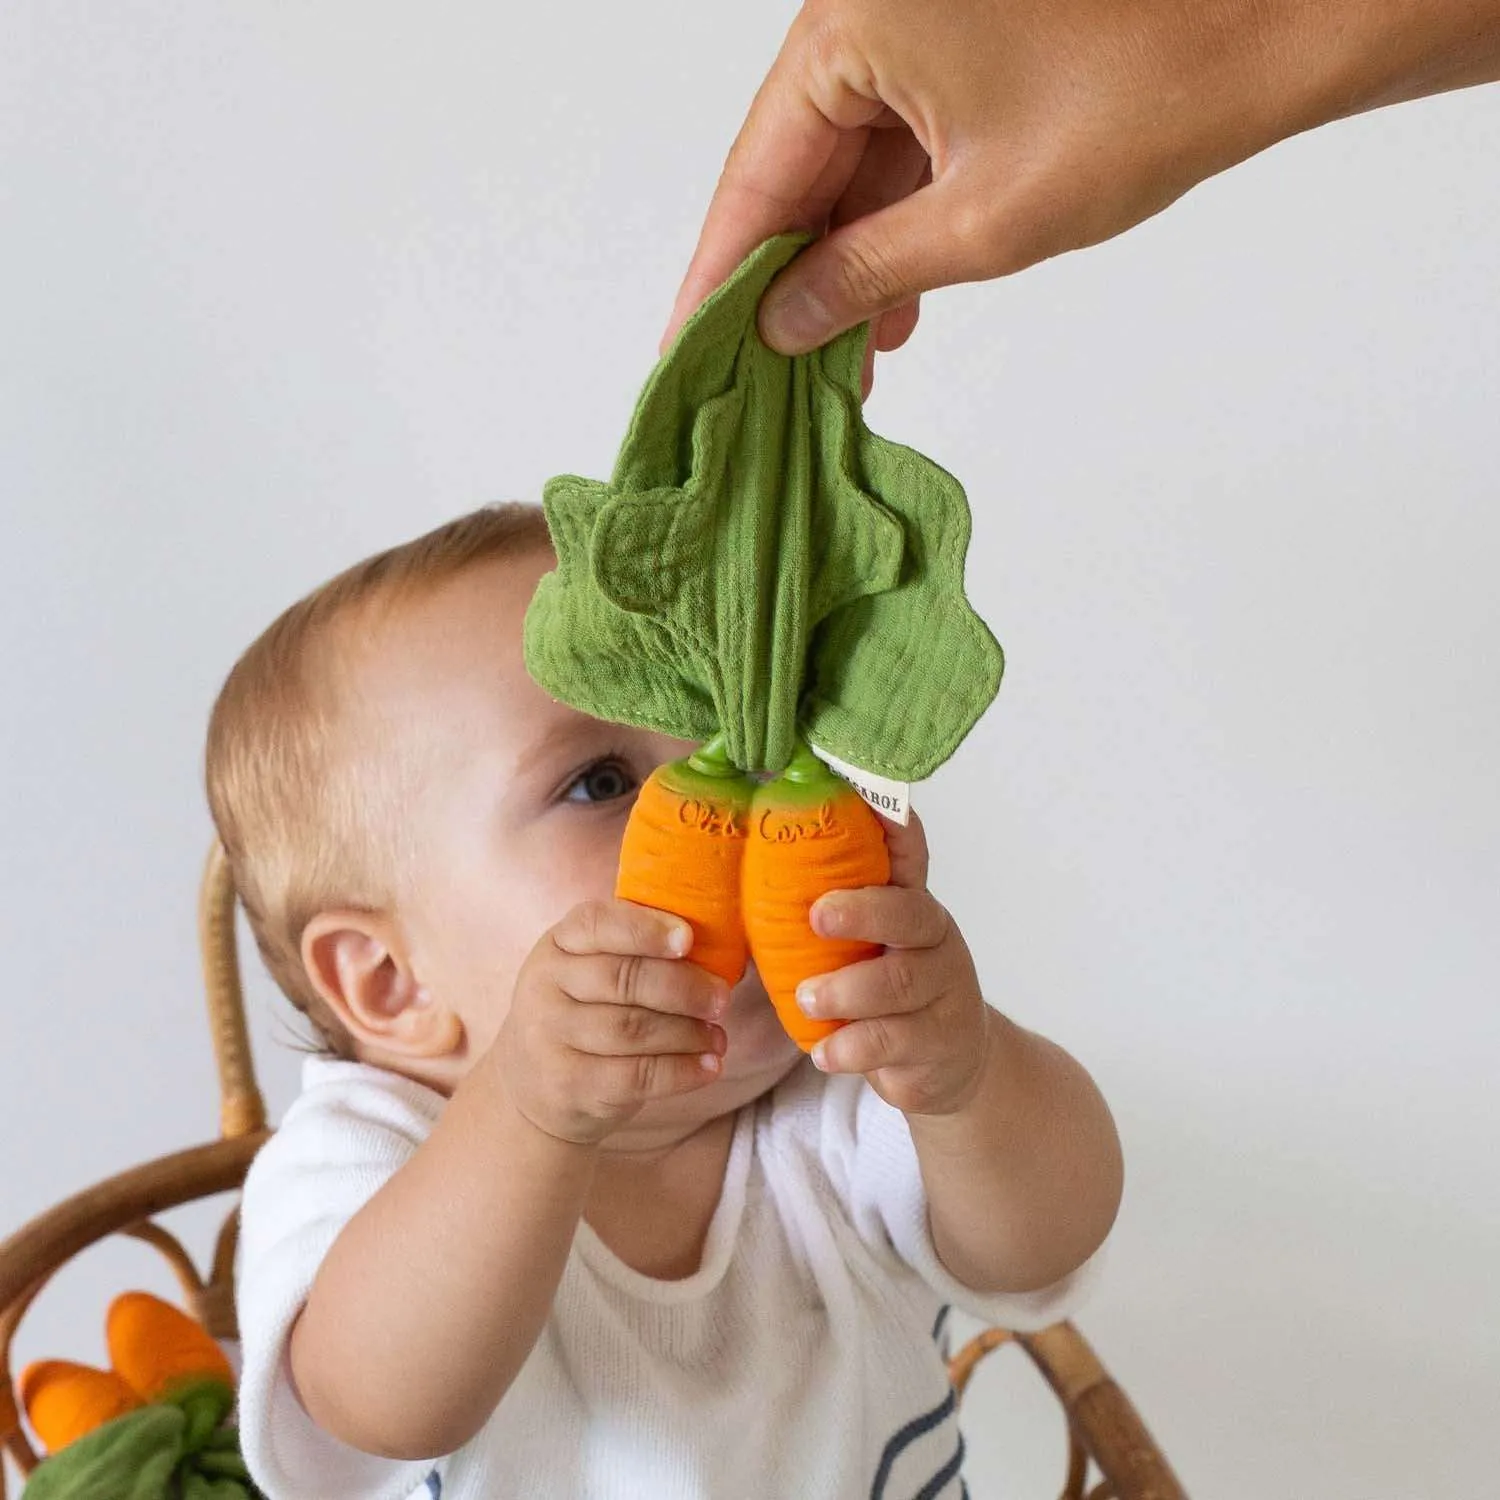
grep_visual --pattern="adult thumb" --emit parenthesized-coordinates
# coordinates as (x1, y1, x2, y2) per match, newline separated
(756, 185, 968, 355)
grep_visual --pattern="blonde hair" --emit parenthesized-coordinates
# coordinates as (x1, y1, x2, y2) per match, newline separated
(205, 502, 551, 1055)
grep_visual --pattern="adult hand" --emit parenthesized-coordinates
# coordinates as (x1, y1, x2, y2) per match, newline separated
(664, 0, 1500, 368)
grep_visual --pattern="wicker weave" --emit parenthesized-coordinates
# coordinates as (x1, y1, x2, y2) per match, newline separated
(0, 842, 1187, 1498)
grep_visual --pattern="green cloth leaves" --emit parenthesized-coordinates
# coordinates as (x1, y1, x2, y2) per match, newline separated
(24, 1381, 262, 1500)
(524, 232, 1002, 779)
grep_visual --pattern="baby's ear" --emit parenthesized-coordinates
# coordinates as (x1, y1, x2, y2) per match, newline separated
(301, 911, 462, 1061)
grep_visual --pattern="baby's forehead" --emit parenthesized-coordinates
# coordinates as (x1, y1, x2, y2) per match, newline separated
(345, 554, 538, 663)
(332, 558, 551, 740)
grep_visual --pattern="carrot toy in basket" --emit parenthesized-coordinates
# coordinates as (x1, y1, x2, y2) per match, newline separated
(19, 1290, 263, 1497)
(525, 233, 1004, 1051)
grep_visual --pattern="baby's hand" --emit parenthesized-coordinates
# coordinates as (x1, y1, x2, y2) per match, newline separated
(795, 814, 992, 1117)
(497, 901, 729, 1146)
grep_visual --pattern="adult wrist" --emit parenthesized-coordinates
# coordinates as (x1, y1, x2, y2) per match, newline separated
(1258, 0, 1500, 138)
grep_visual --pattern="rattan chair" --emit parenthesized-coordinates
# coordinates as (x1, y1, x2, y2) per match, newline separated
(0, 843, 1188, 1499)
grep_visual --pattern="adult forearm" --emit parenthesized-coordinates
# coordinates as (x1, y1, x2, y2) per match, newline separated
(668, 0, 1500, 354)
(1270, 0, 1500, 130)
(908, 1011, 1123, 1295)
(290, 1057, 597, 1459)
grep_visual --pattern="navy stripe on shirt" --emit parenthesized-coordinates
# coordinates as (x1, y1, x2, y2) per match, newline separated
(871, 1387, 959, 1499)
(913, 1435, 966, 1500)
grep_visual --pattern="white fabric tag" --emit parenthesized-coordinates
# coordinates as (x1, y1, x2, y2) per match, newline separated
(807, 743, 912, 826)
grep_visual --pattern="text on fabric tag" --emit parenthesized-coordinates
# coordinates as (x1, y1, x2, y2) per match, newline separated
(807, 743, 912, 826)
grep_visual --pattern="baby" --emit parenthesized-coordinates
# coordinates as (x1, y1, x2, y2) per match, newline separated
(207, 502, 1124, 1500)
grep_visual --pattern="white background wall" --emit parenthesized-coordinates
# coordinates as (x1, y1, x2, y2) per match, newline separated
(3, 5, 1497, 1496)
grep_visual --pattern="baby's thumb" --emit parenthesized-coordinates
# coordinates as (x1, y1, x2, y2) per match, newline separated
(756, 186, 964, 356)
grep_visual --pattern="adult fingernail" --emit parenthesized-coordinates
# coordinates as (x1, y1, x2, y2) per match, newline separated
(760, 283, 832, 354)
(811, 898, 841, 937)
(666, 923, 692, 957)
(796, 980, 820, 1017)
(810, 1040, 830, 1071)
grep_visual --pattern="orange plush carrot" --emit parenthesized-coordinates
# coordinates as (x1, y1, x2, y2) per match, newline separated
(742, 744, 890, 1051)
(18, 1289, 252, 1499)
(18, 1361, 142, 1455)
(616, 737, 753, 988)
(106, 1290, 234, 1404)
(19, 1293, 234, 1458)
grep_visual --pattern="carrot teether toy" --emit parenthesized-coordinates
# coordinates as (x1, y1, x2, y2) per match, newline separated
(616, 736, 753, 990)
(742, 743, 891, 1051)
(528, 232, 1003, 1049)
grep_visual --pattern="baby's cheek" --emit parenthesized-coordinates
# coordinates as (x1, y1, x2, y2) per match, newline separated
(547, 817, 630, 910)
(531, 863, 617, 931)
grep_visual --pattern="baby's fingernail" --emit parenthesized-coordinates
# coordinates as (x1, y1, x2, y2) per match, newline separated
(666, 924, 692, 957)
(796, 981, 820, 1017)
(810, 1040, 830, 1072)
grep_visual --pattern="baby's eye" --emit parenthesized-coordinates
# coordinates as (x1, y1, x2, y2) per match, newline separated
(563, 758, 639, 805)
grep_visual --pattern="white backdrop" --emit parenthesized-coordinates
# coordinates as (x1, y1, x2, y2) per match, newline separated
(3, 5, 1497, 1496)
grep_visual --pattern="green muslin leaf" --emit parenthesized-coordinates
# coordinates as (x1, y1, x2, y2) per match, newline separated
(171, 1377, 236, 1453)
(24, 1401, 264, 1500)
(798, 388, 1005, 780)
(524, 232, 1002, 779)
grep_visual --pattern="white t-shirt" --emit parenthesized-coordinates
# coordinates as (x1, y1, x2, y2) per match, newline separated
(237, 1056, 1105, 1500)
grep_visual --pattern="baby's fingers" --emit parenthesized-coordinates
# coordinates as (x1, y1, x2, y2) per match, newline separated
(558, 950, 728, 1023)
(552, 899, 692, 961)
(811, 886, 949, 949)
(565, 1004, 726, 1065)
(880, 810, 929, 890)
(589, 1047, 726, 1106)
(809, 1012, 925, 1077)
(796, 946, 941, 1024)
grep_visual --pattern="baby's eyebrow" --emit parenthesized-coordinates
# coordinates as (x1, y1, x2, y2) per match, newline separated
(510, 719, 609, 784)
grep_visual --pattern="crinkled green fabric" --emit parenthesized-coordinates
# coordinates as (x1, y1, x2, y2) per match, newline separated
(23, 1381, 263, 1500)
(524, 232, 1002, 779)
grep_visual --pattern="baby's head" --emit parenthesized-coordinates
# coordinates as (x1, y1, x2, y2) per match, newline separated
(206, 504, 794, 1114)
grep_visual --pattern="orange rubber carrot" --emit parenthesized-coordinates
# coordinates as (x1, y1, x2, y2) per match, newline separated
(743, 743, 890, 1051)
(615, 737, 753, 988)
(18, 1361, 142, 1454)
(106, 1291, 233, 1404)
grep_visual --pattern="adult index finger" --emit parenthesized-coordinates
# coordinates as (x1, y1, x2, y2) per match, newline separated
(661, 23, 889, 350)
